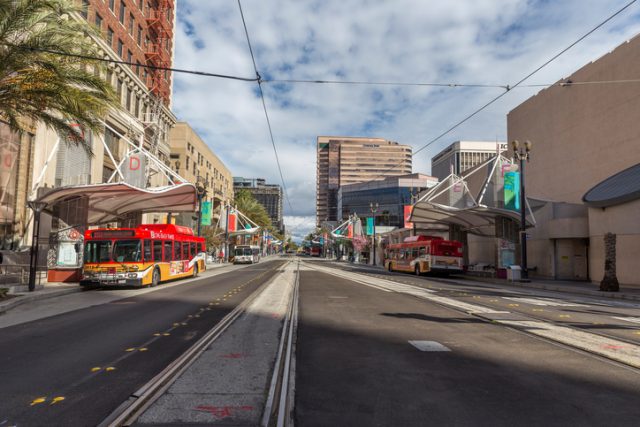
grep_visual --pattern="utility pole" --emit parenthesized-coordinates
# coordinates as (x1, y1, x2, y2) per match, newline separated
(512, 140, 531, 281)
(369, 202, 378, 266)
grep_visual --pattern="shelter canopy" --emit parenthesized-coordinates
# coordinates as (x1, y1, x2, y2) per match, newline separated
(410, 154, 535, 237)
(35, 182, 197, 225)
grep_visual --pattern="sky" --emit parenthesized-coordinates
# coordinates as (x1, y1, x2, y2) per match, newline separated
(171, 0, 640, 242)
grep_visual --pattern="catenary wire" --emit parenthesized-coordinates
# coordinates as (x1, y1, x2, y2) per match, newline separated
(237, 0, 294, 214)
(357, 0, 639, 183)
(0, 42, 259, 82)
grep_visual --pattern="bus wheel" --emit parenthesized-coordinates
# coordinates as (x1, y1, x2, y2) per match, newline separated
(193, 263, 199, 278)
(151, 268, 160, 287)
(415, 265, 421, 276)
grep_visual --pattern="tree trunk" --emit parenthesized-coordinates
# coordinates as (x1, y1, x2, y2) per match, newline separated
(600, 232, 619, 292)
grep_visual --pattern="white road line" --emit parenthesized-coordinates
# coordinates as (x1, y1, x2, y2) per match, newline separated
(503, 297, 589, 307)
(612, 317, 640, 324)
(409, 340, 451, 352)
(499, 320, 640, 369)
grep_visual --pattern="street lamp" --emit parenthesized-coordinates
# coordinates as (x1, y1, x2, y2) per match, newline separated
(512, 140, 531, 281)
(26, 200, 47, 292)
(195, 175, 208, 237)
(369, 202, 378, 266)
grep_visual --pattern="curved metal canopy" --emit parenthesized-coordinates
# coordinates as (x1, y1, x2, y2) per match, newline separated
(583, 163, 640, 208)
(34, 182, 197, 225)
(410, 154, 535, 236)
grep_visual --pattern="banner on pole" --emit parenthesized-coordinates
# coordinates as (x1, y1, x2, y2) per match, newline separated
(200, 201, 212, 225)
(404, 205, 414, 229)
(504, 171, 520, 211)
(366, 217, 374, 236)
(228, 212, 237, 232)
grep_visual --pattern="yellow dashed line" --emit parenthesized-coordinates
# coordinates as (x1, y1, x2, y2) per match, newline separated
(532, 309, 545, 312)
(153, 333, 161, 337)
(105, 367, 116, 372)
(91, 367, 101, 372)
(50, 397, 65, 405)
(125, 348, 136, 352)
(508, 304, 520, 307)
(163, 333, 170, 336)
(173, 323, 180, 326)
(31, 397, 46, 406)
(181, 322, 187, 326)
(139, 348, 148, 352)
(559, 315, 571, 318)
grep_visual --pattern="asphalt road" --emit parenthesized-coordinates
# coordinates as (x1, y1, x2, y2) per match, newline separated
(330, 261, 640, 346)
(295, 265, 640, 426)
(0, 259, 286, 427)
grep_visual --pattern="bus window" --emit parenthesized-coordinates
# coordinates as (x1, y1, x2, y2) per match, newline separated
(153, 241, 162, 261)
(411, 248, 419, 259)
(84, 241, 112, 263)
(143, 240, 152, 262)
(113, 240, 141, 262)
(419, 247, 427, 256)
(399, 249, 405, 260)
(174, 242, 182, 260)
(190, 242, 196, 257)
(163, 241, 172, 261)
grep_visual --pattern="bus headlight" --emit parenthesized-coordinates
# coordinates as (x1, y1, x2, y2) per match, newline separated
(127, 273, 137, 278)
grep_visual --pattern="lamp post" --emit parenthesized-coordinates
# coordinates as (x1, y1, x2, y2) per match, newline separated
(512, 140, 531, 281)
(27, 200, 47, 292)
(369, 202, 378, 266)
(195, 175, 208, 237)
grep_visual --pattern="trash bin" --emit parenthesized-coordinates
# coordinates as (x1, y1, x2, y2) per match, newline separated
(507, 265, 521, 282)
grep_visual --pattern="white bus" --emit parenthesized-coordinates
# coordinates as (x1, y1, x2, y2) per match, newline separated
(233, 245, 261, 264)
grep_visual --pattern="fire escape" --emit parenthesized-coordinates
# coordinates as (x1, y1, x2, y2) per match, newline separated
(144, 0, 173, 104)
(143, 0, 174, 181)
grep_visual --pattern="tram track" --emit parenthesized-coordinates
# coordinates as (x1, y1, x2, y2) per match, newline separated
(100, 259, 300, 427)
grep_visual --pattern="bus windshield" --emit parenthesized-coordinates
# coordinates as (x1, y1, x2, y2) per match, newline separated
(84, 241, 112, 263)
(112, 240, 142, 262)
(235, 247, 252, 256)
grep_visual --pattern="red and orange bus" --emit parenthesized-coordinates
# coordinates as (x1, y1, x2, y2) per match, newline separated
(81, 224, 206, 287)
(384, 235, 463, 275)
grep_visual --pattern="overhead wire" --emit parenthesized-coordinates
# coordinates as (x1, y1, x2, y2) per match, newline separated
(236, 0, 294, 214)
(359, 0, 639, 183)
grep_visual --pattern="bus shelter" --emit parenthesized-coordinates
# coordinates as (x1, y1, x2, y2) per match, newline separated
(409, 154, 536, 273)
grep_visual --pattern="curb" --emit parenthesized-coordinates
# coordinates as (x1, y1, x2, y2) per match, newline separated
(0, 287, 85, 315)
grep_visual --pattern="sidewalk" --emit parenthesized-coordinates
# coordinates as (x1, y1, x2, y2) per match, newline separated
(0, 261, 233, 315)
(334, 260, 640, 302)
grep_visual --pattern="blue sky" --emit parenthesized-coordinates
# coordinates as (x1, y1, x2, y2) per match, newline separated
(171, 0, 640, 241)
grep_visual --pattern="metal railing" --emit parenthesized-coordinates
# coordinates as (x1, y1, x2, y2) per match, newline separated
(0, 264, 46, 287)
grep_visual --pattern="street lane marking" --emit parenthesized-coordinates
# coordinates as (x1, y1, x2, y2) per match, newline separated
(50, 397, 65, 405)
(613, 317, 640, 324)
(409, 340, 451, 352)
(91, 367, 101, 372)
(30, 397, 46, 406)
(503, 297, 589, 307)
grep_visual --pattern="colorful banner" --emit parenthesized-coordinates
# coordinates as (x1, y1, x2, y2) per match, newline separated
(404, 205, 414, 229)
(366, 217, 374, 236)
(347, 224, 353, 238)
(200, 201, 212, 226)
(228, 212, 237, 232)
(504, 171, 520, 211)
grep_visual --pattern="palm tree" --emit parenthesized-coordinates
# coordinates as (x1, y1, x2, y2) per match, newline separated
(0, 0, 118, 144)
(234, 189, 273, 229)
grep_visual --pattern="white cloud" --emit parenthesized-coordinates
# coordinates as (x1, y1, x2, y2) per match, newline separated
(283, 215, 316, 243)
(172, 0, 640, 219)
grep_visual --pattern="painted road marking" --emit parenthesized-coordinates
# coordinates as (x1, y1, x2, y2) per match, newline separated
(409, 340, 451, 352)
(50, 397, 65, 405)
(30, 398, 46, 406)
(91, 367, 101, 372)
(503, 297, 589, 307)
(613, 317, 640, 324)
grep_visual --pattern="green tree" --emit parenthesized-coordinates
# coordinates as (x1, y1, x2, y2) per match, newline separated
(234, 189, 272, 229)
(0, 0, 118, 143)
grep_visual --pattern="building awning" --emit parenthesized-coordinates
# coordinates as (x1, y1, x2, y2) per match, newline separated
(583, 163, 640, 208)
(34, 182, 197, 224)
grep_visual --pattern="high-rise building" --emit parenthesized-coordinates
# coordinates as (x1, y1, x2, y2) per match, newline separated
(431, 141, 508, 180)
(316, 136, 412, 226)
(233, 178, 284, 235)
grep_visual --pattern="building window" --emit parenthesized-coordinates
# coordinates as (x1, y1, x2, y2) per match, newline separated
(106, 68, 113, 85)
(109, 0, 115, 12)
(117, 39, 123, 57)
(129, 13, 134, 34)
(81, 0, 89, 18)
(127, 50, 132, 64)
(107, 27, 114, 45)
(116, 78, 123, 101)
(95, 13, 103, 30)
(119, 1, 126, 24)
(137, 25, 143, 45)
(125, 86, 132, 110)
